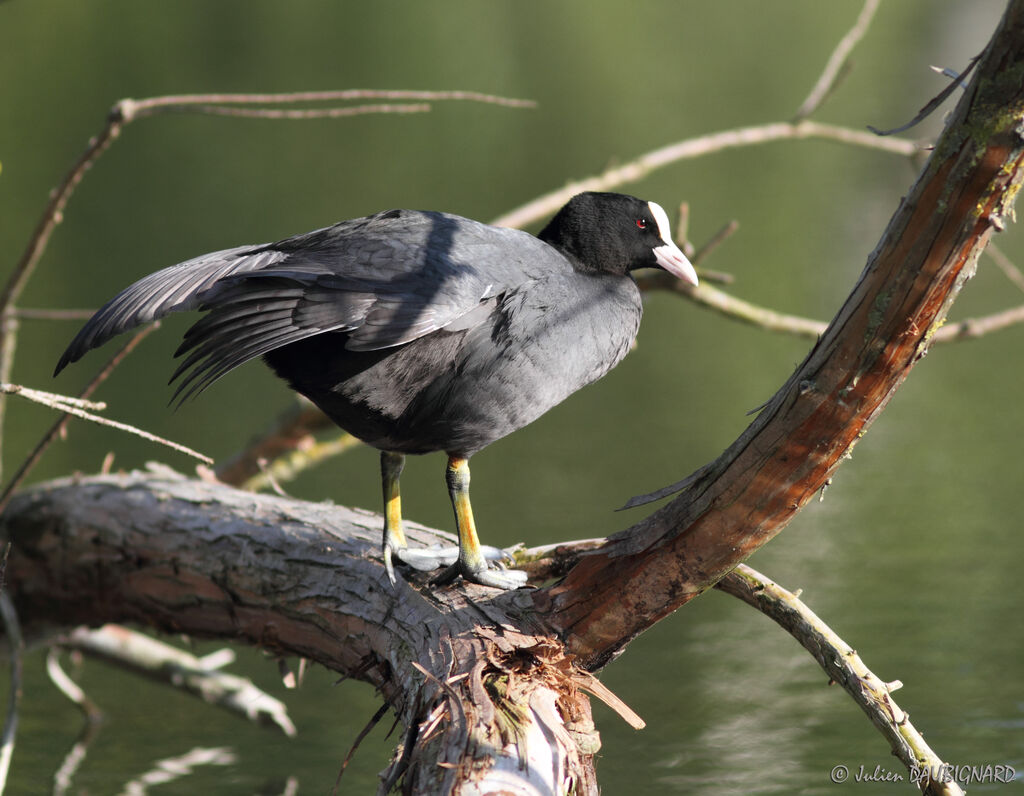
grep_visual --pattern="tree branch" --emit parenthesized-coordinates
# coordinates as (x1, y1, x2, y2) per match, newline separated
(489, 120, 919, 230)
(0, 470, 605, 794)
(60, 625, 296, 737)
(793, 0, 882, 121)
(717, 565, 965, 796)
(527, 0, 1024, 671)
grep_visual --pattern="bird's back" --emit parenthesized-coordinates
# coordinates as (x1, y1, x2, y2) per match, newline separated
(266, 266, 642, 456)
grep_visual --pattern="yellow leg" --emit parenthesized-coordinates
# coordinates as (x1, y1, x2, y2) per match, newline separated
(381, 451, 407, 584)
(446, 456, 485, 572)
(443, 455, 528, 589)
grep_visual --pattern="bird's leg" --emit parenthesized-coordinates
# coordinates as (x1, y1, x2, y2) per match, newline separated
(381, 451, 408, 585)
(434, 455, 528, 590)
(382, 451, 485, 582)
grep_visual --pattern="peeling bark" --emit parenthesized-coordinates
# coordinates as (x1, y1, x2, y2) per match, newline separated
(531, 0, 1024, 671)
(2, 470, 600, 794)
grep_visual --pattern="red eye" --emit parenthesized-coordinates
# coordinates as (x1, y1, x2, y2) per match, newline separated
(636, 218, 647, 229)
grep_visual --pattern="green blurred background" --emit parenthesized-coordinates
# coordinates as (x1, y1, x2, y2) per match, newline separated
(2, 0, 1022, 793)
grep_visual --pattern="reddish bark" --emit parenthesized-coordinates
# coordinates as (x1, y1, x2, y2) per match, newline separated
(532, 5, 1024, 669)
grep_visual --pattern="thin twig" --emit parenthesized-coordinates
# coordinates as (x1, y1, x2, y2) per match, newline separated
(12, 308, 100, 321)
(52, 720, 101, 796)
(0, 110, 127, 483)
(717, 565, 965, 796)
(0, 586, 23, 796)
(334, 702, 390, 794)
(674, 202, 691, 253)
(868, 56, 980, 136)
(0, 318, 15, 485)
(490, 120, 919, 229)
(160, 102, 430, 120)
(793, 0, 882, 121)
(241, 432, 363, 493)
(931, 303, 1024, 341)
(635, 273, 828, 338)
(0, 385, 105, 411)
(46, 648, 103, 723)
(691, 220, 740, 266)
(118, 747, 236, 794)
(641, 262, 1024, 345)
(215, 400, 334, 487)
(0, 382, 212, 465)
(984, 241, 1024, 292)
(0, 325, 158, 516)
(120, 89, 535, 118)
(0, 86, 534, 329)
(65, 625, 297, 737)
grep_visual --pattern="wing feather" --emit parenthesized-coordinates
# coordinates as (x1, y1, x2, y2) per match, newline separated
(56, 210, 567, 400)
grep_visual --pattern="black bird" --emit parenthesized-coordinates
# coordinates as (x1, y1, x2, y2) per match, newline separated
(55, 191, 698, 589)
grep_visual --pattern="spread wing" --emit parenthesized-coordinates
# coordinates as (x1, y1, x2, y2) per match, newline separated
(55, 210, 558, 400)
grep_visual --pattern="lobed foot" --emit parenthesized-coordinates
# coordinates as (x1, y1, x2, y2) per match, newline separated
(385, 542, 514, 584)
(431, 559, 529, 590)
(395, 544, 458, 571)
(464, 566, 530, 590)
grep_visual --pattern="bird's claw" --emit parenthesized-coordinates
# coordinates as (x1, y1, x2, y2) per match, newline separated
(395, 545, 459, 570)
(386, 540, 524, 589)
(467, 567, 530, 590)
(431, 560, 529, 590)
(479, 544, 515, 564)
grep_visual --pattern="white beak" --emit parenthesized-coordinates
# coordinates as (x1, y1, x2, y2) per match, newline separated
(654, 242, 699, 286)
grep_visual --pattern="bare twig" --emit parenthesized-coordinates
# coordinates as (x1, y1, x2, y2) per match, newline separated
(0, 589, 22, 796)
(242, 431, 363, 493)
(674, 202, 691, 252)
(0, 318, 15, 485)
(0, 324, 158, 516)
(0, 385, 105, 411)
(11, 308, 98, 321)
(118, 89, 535, 118)
(691, 220, 740, 267)
(118, 747, 236, 794)
(0, 107, 126, 484)
(490, 120, 919, 229)
(868, 56, 981, 136)
(65, 625, 297, 737)
(634, 273, 827, 338)
(640, 259, 1024, 345)
(793, 0, 882, 121)
(985, 241, 1024, 292)
(160, 102, 430, 120)
(52, 720, 101, 796)
(215, 400, 334, 487)
(0, 382, 212, 465)
(717, 565, 965, 796)
(46, 648, 102, 723)
(0, 87, 532, 327)
(334, 702, 390, 793)
(931, 303, 1024, 341)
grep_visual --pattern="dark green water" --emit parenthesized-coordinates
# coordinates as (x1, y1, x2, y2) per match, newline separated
(1, 1, 1022, 792)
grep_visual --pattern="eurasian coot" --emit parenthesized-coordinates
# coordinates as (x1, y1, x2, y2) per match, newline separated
(55, 191, 698, 589)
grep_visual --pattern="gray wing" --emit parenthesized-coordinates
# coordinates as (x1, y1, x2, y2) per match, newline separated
(55, 209, 561, 400)
(53, 244, 289, 375)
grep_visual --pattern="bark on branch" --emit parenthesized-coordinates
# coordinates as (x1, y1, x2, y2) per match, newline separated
(529, 0, 1024, 670)
(2, 470, 604, 794)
